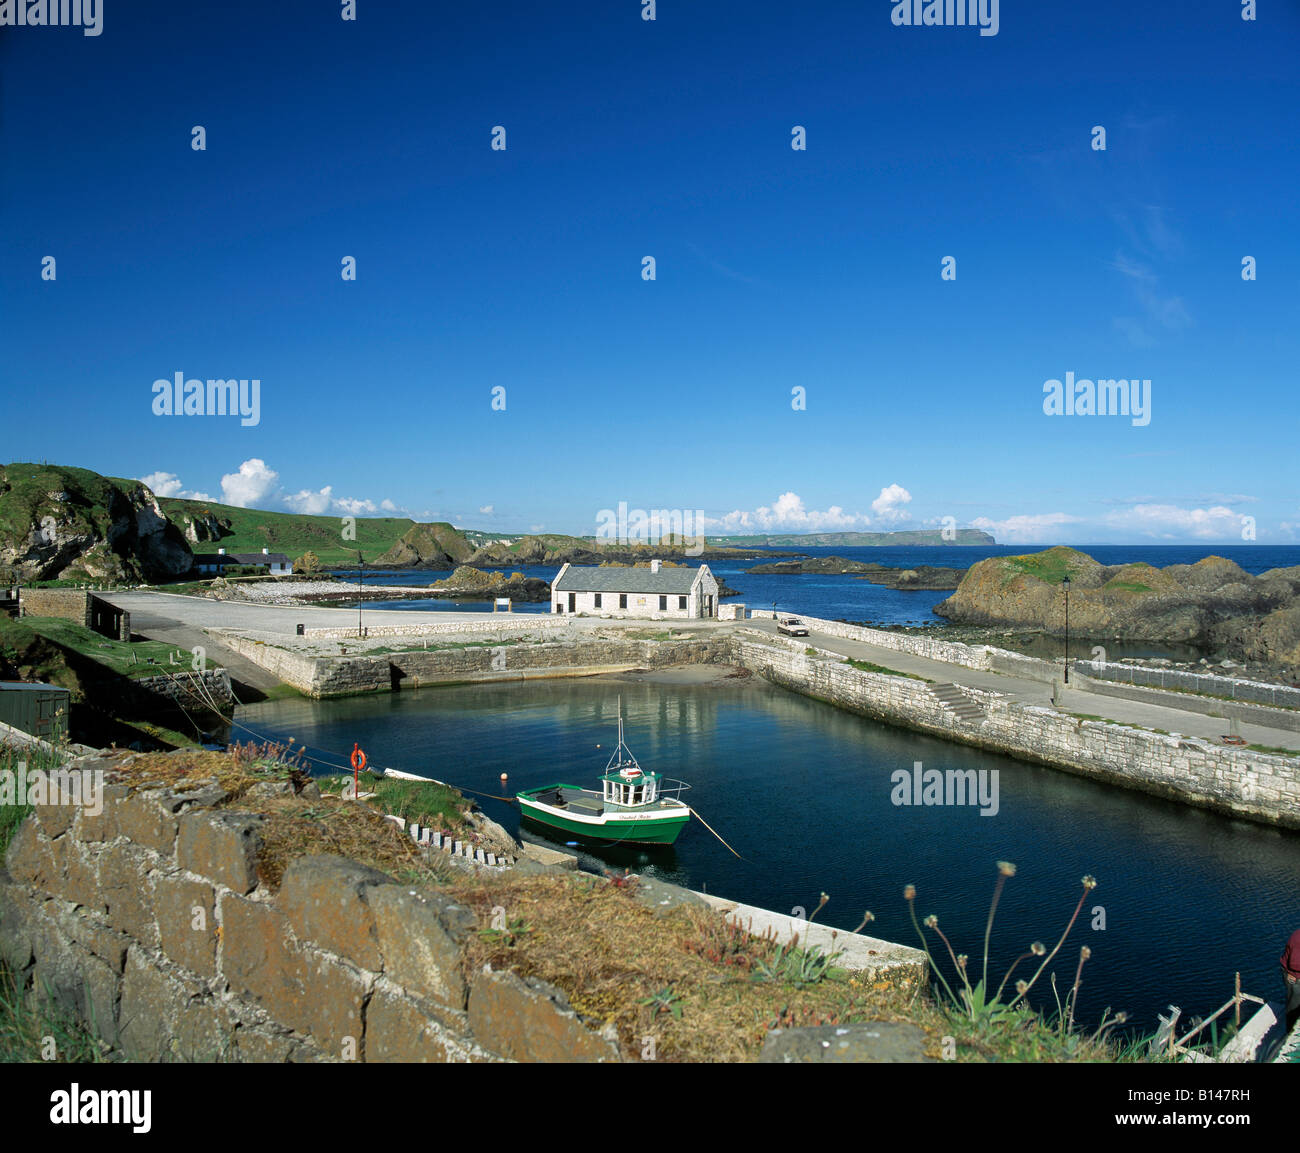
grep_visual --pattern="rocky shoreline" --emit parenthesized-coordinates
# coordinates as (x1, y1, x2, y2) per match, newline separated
(746, 556, 964, 590)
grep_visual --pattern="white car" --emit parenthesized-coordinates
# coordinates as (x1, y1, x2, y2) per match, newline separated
(777, 616, 809, 637)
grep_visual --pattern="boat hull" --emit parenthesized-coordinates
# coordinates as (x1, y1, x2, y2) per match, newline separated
(517, 787, 690, 846)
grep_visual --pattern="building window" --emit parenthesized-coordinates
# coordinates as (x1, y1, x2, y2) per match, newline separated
(594, 593, 602, 608)
(659, 595, 667, 610)
(678, 596, 687, 610)
(619, 594, 627, 609)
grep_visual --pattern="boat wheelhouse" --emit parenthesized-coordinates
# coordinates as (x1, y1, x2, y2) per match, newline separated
(515, 704, 691, 846)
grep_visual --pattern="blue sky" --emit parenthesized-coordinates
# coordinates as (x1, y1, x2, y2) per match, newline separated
(2, 0, 1298, 544)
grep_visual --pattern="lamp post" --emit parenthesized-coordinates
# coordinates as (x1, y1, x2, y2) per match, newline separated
(357, 552, 364, 638)
(1062, 576, 1071, 685)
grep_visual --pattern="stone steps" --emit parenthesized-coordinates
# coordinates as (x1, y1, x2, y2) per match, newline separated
(927, 682, 987, 724)
(398, 816, 514, 870)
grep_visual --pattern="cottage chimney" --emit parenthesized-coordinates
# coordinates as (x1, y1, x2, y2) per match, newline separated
(650, 559, 661, 573)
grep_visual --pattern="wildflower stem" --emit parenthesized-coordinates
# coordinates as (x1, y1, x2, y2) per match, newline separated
(982, 871, 1007, 989)
(994, 952, 1032, 1003)
(1066, 948, 1089, 1033)
(931, 923, 972, 998)
(906, 895, 958, 1008)
(1006, 885, 1089, 1011)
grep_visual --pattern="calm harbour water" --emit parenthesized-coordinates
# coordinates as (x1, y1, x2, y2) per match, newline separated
(232, 671, 1300, 1035)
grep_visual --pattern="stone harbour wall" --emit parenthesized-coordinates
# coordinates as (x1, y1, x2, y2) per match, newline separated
(301, 617, 574, 641)
(220, 633, 732, 697)
(95, 669, 234, 713)
(0, 761, 623, 1062)
(747, 610, 994, 670)
(738, 634, 1300, 829)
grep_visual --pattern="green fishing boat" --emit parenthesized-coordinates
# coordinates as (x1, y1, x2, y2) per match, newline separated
(516, 703, 691, 846)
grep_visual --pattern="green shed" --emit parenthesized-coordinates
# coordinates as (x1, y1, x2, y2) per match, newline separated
(0, 682, 71, 744)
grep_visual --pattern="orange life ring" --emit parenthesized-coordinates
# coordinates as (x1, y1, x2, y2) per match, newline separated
(351, 745, 368, 771)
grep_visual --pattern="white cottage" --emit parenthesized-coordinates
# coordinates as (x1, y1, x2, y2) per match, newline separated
(551, 560, 720, 619)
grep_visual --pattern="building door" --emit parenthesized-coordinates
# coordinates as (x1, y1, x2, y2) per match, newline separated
(568, 593, 576, 613)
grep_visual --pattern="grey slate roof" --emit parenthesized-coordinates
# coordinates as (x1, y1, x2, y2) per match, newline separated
(552, 565, 704, 594)
(193, 552, 292, 567)
(229, 552, 292, 565)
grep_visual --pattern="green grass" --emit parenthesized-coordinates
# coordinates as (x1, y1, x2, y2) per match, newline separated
(0, 741, 67, 856)
(158, 495, 423, 567)
(318, 772, 470, 830)
(1002, 547, 1087, 587)
(22, 616, 222, 680)
(0, 961, 112, 1063)
(1103, 581, 1153, 593)
(846, 657, 930, 681)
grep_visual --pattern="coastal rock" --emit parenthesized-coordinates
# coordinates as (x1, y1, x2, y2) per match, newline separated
(935, 547, 1300, 661)
(746, 556, 963, 589)
(374, 522, 475, 569)
(433, 566, 550, 602)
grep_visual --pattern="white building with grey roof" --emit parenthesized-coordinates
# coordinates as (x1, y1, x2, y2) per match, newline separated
(550, 560, 720, 619)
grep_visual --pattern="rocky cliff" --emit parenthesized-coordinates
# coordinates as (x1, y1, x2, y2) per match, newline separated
(0, 464, 194, 583)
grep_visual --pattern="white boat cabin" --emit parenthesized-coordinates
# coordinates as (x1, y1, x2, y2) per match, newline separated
(601, 765, 661, 808)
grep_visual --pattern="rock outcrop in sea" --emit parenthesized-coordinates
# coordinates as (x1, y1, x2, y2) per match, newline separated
(935, 546, 1300, 668)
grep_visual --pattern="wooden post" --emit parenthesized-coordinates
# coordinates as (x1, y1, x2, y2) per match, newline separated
(1234, 972, 1241, 1031)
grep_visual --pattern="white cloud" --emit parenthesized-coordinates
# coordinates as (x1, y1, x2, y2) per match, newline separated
(138, 471, 214, 502)
(704, 486, 915, 533)
(870, 484, 912, 524)
(204, 460, 394, 518)
(970, 503, 1250, 544)
(220, 459, 280, 508)
(1101, 503, 1243, 539)
(970, 513, 1083, 544)
(139, 471, 184, 497)
(283, 486, 335, 516)
(478, 504, 495, 516)
(336, 496, 378, 516)
(705, 491, 864, 534)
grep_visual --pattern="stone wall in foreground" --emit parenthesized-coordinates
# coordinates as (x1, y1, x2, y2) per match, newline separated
(0, 760, 622, 1062)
